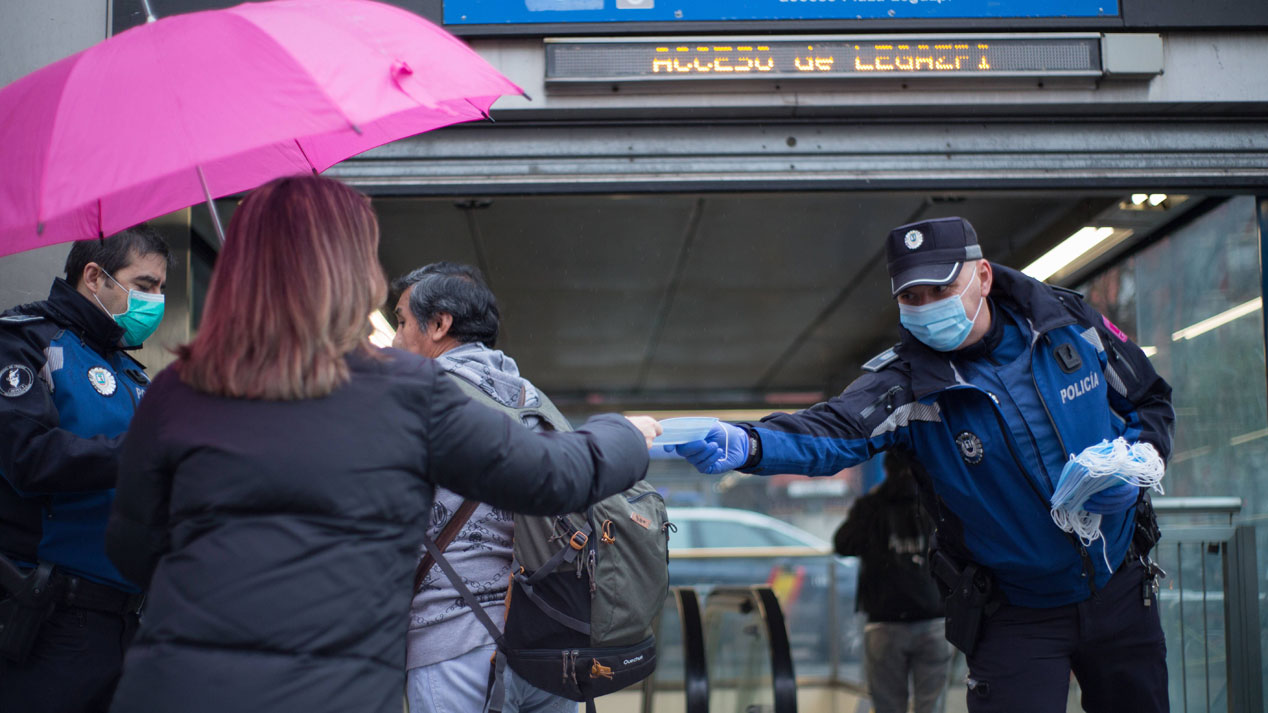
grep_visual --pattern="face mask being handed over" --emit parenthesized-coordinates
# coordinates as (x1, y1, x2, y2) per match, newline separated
(93, 270, 165, 347)
(898, 269, 984, 352)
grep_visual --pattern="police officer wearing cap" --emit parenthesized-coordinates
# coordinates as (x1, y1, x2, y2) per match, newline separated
(0, 226, 169, 713)
(668, 216, 1174, 712)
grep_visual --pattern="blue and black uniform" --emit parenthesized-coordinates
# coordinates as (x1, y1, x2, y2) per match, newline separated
(737, 264, 1173, 713)
(0, 278, 149, 713)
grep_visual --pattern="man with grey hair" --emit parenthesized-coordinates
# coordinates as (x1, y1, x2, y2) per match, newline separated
(390, 262, 574, 713)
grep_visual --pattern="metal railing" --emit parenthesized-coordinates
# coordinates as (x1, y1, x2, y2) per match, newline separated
(642, 496, 1262, 713)
(1151, 496, 1263, 713)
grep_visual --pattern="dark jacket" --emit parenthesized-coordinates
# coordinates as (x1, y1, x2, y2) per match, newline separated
(834, 467, 943, 623)
(0, 278, 147, 589)
(105, 348, 649, 713)
(742, 264, 1174, 608)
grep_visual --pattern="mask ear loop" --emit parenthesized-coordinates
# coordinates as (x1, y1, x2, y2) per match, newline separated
(716, 422, 731, 467)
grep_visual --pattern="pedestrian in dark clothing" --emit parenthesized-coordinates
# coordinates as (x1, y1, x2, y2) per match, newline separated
(103, 175, 661, 713)
(835, 449, 951, 713)
(0, 225, 170, 713)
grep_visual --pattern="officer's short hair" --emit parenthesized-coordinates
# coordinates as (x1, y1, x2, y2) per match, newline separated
(64, 224, 173, 288)
(391, 262, 499, 348)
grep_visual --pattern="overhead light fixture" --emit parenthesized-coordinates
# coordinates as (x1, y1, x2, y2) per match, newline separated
(369, 309, 396, 348)
(1021, 226, 1116, 282)
(1148, 193, 1168, 206)
(1131, 194, 1149, 205)
(1171, 297, 1263, 342)
(1139, 345, 1158, 357)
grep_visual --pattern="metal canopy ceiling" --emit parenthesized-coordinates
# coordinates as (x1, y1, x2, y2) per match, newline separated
(373, 189, 1158, 409)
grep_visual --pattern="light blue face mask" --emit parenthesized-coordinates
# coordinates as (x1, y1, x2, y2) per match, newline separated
(898, 270, 984, 351)
(94, 270, 165, 347)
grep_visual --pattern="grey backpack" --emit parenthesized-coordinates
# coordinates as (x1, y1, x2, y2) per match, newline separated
(423, 374, 670, 712)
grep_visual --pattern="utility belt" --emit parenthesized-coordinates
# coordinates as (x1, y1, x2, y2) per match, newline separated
(930, 496, 1165, 658)
(0, 561, 143, 664)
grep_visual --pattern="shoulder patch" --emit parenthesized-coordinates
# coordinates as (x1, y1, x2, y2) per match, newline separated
(0, 314, 43, 325)
(1, 364, 35, 397)
(862, 345, 901, 373)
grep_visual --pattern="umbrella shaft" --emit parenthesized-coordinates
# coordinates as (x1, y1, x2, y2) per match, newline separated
(196, 166, 226, 246)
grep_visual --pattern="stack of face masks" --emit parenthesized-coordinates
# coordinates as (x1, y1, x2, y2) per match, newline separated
(1050, 438, 1166, 571)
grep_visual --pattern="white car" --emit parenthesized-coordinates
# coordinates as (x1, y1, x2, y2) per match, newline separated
(666, 507, 833, 551)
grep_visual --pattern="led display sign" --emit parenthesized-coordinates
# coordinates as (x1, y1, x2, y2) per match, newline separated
(546, 35, 1103, 82)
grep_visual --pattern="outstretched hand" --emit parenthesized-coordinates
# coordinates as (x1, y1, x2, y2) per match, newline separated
(624, 416, 664, 449)
(665, 422, 749, 475)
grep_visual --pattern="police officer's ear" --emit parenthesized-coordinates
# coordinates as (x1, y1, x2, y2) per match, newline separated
(81, 262, 110, 294)
(976, 260, 994, 298)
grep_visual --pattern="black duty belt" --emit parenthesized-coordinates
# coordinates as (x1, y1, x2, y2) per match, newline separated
(51, 572, 144, 616)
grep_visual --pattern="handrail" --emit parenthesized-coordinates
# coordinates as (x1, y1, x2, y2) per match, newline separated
(1152, 496, 1243, 517)
(671, 546, 832, 559)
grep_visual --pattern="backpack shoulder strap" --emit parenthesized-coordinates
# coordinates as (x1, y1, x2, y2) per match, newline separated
(441, 370, 572, 433)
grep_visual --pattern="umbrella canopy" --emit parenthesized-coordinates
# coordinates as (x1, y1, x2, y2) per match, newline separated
(0, 0, 521, 257)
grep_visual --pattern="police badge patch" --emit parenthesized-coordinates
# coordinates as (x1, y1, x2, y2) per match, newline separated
(956, 431, 984, 465)
(1, 364, 34, 398)
(88, 366, 117, 397)
(904, 229, 924, 250)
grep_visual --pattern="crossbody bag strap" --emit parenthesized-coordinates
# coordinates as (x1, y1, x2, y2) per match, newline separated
(415, 499, 480, 594)
(421, 536, 507, 648)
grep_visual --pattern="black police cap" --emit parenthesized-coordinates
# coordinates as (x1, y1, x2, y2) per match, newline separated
(885, 217, 983, 296)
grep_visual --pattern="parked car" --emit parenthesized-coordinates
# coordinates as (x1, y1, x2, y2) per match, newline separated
(664, 507, 864, 679)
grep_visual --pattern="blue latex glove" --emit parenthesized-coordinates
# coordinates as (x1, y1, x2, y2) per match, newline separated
(1082, 479, 1139, 514)
(664, 422, 749, 475)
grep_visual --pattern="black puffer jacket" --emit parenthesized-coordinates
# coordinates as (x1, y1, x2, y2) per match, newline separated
(105, 348, 648, 713)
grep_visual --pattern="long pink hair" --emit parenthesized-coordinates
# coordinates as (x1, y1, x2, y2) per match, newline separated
(178, 175, 387, 400)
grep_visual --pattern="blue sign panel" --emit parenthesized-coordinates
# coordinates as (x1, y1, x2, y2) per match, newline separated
(444, 0, 1118, 25)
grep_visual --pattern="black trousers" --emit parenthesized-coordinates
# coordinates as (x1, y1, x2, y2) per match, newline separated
(964, 559, 1168, 713)
(0, 603, 138, 713)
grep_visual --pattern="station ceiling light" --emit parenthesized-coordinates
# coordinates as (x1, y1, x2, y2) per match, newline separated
(1022, 226, 1127, 283)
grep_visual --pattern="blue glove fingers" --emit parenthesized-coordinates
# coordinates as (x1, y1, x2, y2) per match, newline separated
(675, 440, 723, 471)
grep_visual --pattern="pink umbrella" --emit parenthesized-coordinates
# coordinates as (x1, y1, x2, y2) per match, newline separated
(0, 0, 522, 257)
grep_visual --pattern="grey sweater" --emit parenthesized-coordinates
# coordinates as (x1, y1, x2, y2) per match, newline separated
(405, 343, 548, 670)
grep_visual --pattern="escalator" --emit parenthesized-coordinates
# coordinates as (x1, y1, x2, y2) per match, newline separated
(641, 586, 798, 713)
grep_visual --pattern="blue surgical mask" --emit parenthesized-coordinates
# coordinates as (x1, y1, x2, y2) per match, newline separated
(898, 271, 984, 351)
(94, 270, 165, 347)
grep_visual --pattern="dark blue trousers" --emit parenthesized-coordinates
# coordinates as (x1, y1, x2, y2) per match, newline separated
(964, 559, 1168, 713)
(0, 603, 137, 713)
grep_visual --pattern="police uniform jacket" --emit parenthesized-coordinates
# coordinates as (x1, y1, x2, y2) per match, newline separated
(740, 263, 1174, 608)
(104, 348, 649, 713)
(0, 278, 148, 590)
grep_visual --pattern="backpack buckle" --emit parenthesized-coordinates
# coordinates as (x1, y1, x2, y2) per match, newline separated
(569, 531, 589, 550)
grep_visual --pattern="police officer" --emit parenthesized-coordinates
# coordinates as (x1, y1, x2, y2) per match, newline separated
(0, 226, 170, 713)
(669, 216, 1173, 713)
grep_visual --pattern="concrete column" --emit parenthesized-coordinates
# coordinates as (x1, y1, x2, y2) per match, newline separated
(0, 1, 109, 310)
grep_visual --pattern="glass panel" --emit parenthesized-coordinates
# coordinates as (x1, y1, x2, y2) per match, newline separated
(646, 591, 688, 713)
(704, 591, 776, 713)
(1079, 196, 1267, 509)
